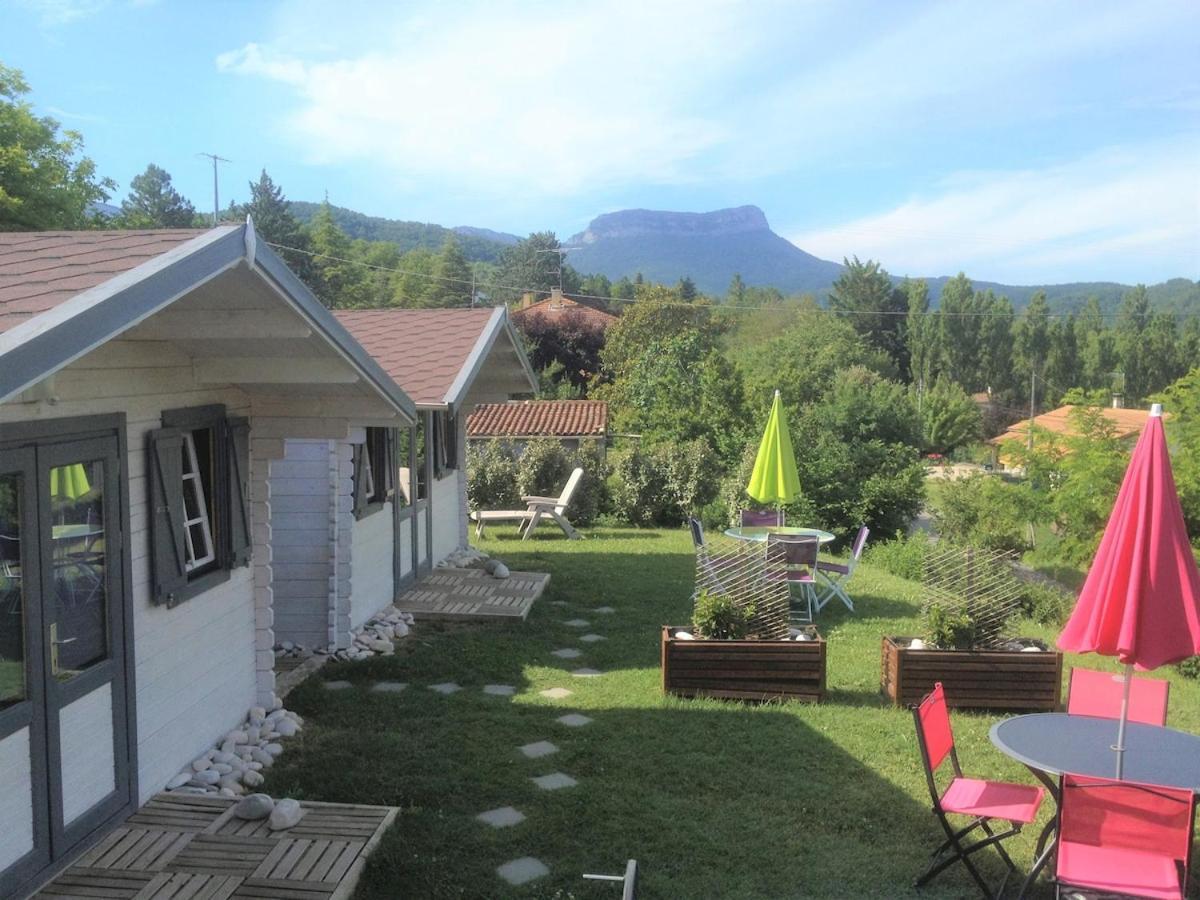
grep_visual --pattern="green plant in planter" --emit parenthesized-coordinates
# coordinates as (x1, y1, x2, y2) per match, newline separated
(692, 590, 756, 640)
(924, 604, 976, 650)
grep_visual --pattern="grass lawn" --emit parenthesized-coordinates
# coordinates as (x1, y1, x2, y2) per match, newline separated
(265, 527, 1200, 899)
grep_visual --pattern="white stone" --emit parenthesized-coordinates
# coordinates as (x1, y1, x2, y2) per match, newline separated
(519, 741, 559, 759)
(191, 758, 211, 772)
(673, 631, 695, 640)
(275, 719, 299, 737)
(213, 752, 235, 765)
(371, 682, 408, 694)
(190, 770, 220, 786)
(563, 619, 590, 628)
(592, 606, 616, 614)
(219, 788, 238, 798)
(539, 688, 573, 699)
(324, 680, 353, 691)
(1021, 645, 1042, 652)
(491, 563, 510, 579)
(556, 713, 592, 727)
(212, 763, 233, 775)
(393, 621, 410, 638)
(263, 743, 284, 757)
(234, 793, 274, 820)
(281, 641, 294, 651)
(908, 638, 927, 650)
(429, 682, 462, 695)
(551, 648, 582, 659)
(251, 749, 274, 767)
(242, 770, 264, 788)
(368, 639, 395, 654)
(269, 799, 304, 831)
(482, 684, 516, 696)
(579, 634, 606, 643)
(483, 559, 501, 574)
(246, 727, 261, 743)
(497, 857, 549, 886)
(476, 806, 526, 828)
(250, 707, 267, 721)
(531, 772, 577, 791)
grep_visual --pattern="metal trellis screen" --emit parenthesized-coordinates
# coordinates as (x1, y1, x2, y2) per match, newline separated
(693, 533, 791, 640)
(921, 544, 1026, 648)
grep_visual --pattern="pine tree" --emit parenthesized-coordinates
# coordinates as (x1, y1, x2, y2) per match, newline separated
(118, 164, 197, 228)
(727, 273, 747, 304)
(678, 276, 698, 301)
(424, 237, 473, 307)
(243, 169, 311, 280)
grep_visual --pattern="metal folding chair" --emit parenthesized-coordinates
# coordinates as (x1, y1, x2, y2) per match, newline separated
(815, 525, 868, 612)
(740, 508, 783, 527)
(766, 532, 819, 625)
(583, 860, 638, 899)
(1066, 667, 1170, 726)
(912, 683, 1044, 899)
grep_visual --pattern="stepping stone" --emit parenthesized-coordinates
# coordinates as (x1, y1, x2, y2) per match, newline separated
(476, 806, 526, 829)
(323, 680, 353, 690)
(551, 648, 582, 659)
(482, 684, 516, 696)
(531, 772, 577, 791)
(519, 740, 559, 759)
(592, 606, 616, 614)
(579, 633, 606, 643)
(370, 681, 408, 693)
(540, 687, 573, 700)
(497, 856, 550, 886)
(429, 682, 462, 695)
(556, 713, 592, 728)
(563, 619, 590, 627)
(549, 601, 570, 607)
(572, 668, 603, 677)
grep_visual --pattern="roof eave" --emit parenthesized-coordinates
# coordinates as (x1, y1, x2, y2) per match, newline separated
(442, 307, 538, 410)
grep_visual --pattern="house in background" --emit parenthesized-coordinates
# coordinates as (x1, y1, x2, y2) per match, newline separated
(988, 403, 1159, 469)
(265, 308, 538, 652)
(0, 223, 415, 896)
(511, 288, 618, 331)
(467, 399, 609, 456)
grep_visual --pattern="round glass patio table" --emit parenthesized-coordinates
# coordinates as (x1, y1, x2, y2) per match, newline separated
(723, 526, 835, 544)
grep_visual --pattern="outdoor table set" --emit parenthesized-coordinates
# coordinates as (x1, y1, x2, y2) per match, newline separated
(910, 404, 1200, 900)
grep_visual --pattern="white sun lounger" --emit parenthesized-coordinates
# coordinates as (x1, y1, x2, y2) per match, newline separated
(471, 467, 584, 540)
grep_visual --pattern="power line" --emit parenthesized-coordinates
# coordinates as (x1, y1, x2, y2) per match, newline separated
(261, 240, 1193, 322)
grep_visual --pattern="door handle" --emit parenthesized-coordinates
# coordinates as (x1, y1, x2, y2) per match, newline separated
(49, 622, 76, 676)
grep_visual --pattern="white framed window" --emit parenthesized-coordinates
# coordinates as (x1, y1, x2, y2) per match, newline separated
(180, 430, 216, 573)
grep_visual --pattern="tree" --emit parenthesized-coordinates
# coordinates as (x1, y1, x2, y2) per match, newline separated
(1159, 367, 1200, 537)
(677, 275, 697, 301)
(938, 273, 983, 389)
(241, 169, 311, 279)
(1115, 285, 1151, 400)
(977, 291, 1015, 396)
(827, 256, 908, 370)
(1013, 290, 1052, 393)
(1, 63, 114, 230)
(1043, 315, 1079, 404)
(423, 236, 473, 307)
(118, 164, 197, 228)
(304, 199, 366, 307)
(392, 247, 435, 307)
(517, 308, 607, 394)
(918, 376, 983, 454)
(492, 232, 580, 304)
(727, 272, 747, 304)
(1076, 296, 1116, 390)
(904, 279, 937, 394)
(579, 273, 611, 299)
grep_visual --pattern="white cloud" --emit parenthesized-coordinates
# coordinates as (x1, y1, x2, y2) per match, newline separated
(44, 105, 106, 124)
(18, 0, 109, 26)
(791, 141, 1200, 283)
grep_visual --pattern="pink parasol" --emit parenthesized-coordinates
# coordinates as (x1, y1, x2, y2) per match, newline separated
(1058, 403, 1200, 776)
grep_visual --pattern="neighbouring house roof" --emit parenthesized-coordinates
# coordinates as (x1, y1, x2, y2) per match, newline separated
(512, 289, 617, 330)
(467, 399, 608, 439)
(989, 404, 1159, 448)
(335, 307, 538, 411)
(0, 222, 416, 420)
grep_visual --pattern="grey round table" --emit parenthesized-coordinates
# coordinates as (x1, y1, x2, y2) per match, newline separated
(723, 526, 835, 544)
(990, 712, 1200, 893)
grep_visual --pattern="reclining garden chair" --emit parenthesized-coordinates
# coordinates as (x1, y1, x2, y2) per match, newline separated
(471, 467, 584, 540)
(1066, 666, 1170, 726)
(1052, 773, 1193, 900)
(912, 683, 1044, 899)
(815, 525, 868, 612)
(583, 859, 639, 899)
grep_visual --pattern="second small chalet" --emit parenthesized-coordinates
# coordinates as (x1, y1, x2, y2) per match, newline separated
(467, 399, 608, 454)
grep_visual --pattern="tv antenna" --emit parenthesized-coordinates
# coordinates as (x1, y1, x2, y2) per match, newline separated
(197, 153, 231, 226)
(536, 246, 569, 292)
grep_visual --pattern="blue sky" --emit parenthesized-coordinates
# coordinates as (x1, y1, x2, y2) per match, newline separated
(7, 0, 1199, 284)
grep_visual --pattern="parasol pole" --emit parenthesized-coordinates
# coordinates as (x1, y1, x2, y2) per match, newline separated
(1112, 662, 1133, 779)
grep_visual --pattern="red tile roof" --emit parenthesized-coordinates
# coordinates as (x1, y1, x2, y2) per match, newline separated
(0, 230, 207, 334)
(467, 400, 608, 439)
(512, 293, 617, 330)
(335, 308, 500, 407)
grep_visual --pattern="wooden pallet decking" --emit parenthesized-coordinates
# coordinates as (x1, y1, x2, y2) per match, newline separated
(29, 794, 397, 900)
(395, 568, 550, 622)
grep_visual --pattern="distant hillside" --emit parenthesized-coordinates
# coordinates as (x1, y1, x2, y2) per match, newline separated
(289, 201, 513, 262)
(565, 205, 844, 296)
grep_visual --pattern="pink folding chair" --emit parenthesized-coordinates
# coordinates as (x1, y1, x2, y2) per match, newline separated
(766, 532, 818, 624)
(912, 683, 1044, 898)
(815, 525, 868, 612)
(1053, 773, 1194, 900)
(1066, 667, 1170, 725)
(740, 508, 783, 528)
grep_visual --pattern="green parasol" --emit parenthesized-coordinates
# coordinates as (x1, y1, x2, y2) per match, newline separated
(747, 390, 801, 507)
(50, 464, 91, 500)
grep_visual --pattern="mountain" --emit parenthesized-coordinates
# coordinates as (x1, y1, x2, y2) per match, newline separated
(565, 205, 843, 296)
(563, 204, 1199, 315)
(289, 201, 513, 262)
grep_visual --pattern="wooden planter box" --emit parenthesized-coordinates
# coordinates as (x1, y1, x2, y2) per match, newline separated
(661, 626, 825, 703)
(880, 636, 1062, 710)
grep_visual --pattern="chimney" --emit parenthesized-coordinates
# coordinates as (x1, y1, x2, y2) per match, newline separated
(521, 292, 535, 309)
(549, 287, 564, 307)
(1112, 392, 1123, 409)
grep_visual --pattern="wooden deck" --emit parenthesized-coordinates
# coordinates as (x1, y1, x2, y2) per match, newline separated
(395, 567, 550, 622)
(29, 793, 397, 900)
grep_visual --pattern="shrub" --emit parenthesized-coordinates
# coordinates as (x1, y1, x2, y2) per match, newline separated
(1017, 580, 1074, 626)
(564, 441, 610, 527)
(466, 440, 520, 511)
(610, 447, 672, 526)
(863, 531, 931, 581)
(515, 438, 573, 500)
(929, 474, 1044, 553)
(925, 604, 976, 650)
(918, 376, 983, 455)
(692, 590, 755, 640)
(610, 439, 719, 526)
(1178, 656, 1200, 680)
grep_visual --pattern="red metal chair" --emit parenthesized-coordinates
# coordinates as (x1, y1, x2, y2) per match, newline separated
(766, 532, 818, 624)
(913, 683, 1045, 899)
(1066, 667, 1170, 726)
(1053, 773, 1194, 899)
(740, 508, 783, 528)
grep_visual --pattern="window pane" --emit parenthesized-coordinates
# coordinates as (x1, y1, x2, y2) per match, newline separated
(0, 473, 25, 707)
(415, 418, 427, 502)
(395, 429, 411, 508)
(182, 430, 216, 574)
(51, 459, 108, 678)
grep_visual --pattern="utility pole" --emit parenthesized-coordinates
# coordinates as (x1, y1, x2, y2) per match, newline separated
(197, 153, 231, 226)
(1028, 369, 1037, 450)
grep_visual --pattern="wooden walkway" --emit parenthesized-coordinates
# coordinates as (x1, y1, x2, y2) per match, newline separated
(29, 793, 397, 900)
(395, 568, 550, 622)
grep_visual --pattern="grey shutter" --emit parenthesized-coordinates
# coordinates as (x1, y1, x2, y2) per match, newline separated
(226, 417, 252, 567)
(443, 412, 458, 472)
(384, 428, 396, 497)
(147, 428, 188, 606)
(352, 443, 368, 519)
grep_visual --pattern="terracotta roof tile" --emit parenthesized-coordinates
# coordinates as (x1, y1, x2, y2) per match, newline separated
(0, 229, 207, 334)
(990, 404, 1160, 447)
(512, 293, 617, 330)
(467, 400, 608, 438)
(334, 308, 499, 407)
